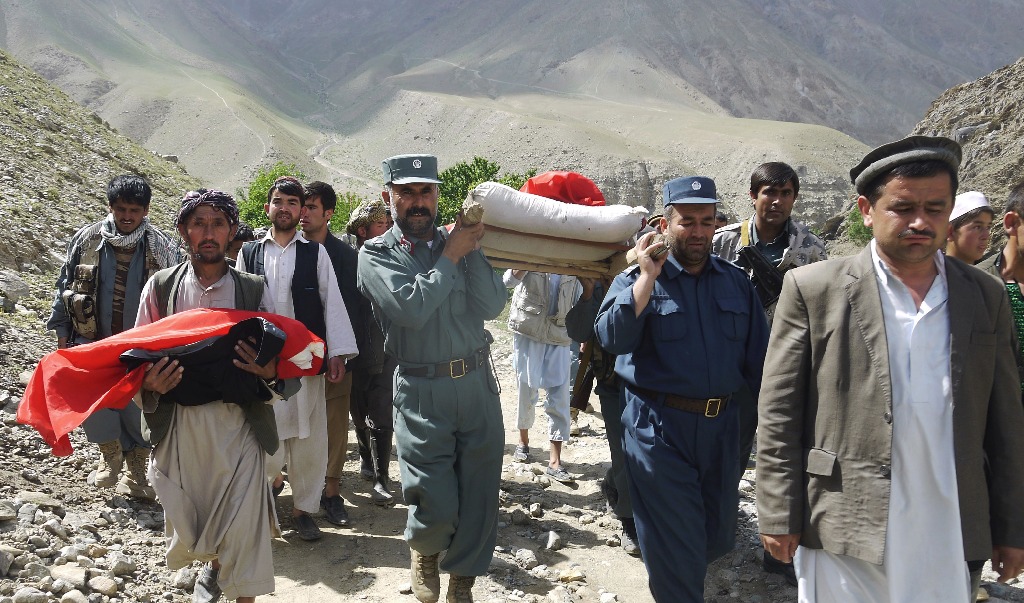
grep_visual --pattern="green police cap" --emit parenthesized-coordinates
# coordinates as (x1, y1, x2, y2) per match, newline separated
(381, 154, 442, 185)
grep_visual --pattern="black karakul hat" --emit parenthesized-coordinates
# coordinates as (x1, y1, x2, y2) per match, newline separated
(850, 135, 961, 195)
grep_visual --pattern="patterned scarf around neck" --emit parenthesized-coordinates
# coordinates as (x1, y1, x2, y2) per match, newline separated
(99, 214, 178, 271)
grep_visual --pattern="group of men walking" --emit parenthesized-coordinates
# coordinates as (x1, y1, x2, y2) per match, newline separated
(45, 134, 1024, 603)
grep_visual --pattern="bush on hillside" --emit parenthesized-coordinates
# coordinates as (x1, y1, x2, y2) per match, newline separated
(847, 205, 872, 246)
(437, 157, 537, 224)
(237, 162, 367, 232)
(237, 162, 307, 229)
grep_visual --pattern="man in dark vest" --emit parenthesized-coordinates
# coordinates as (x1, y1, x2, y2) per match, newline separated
(238, 176, 358, 541)
(299, 181, 362, 523)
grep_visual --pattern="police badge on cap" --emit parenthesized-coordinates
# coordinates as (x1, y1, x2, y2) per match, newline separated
(382, 154, 442, 185)
(663, 176, 718, 207)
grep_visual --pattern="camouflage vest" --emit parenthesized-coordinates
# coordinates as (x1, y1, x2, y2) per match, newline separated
(61, 226, 166, 340)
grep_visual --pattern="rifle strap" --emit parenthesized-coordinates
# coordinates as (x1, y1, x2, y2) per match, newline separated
(740, 219, 751, 247)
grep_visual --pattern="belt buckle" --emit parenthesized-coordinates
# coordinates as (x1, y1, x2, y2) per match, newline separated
(449, 358, 466, 379)
(705, 398, 722, 418)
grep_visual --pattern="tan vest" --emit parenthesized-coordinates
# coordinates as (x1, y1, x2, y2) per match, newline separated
(507, 272, 578, 346)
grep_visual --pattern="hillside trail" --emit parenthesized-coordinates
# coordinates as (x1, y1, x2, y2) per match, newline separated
(263, 322, 791, 603)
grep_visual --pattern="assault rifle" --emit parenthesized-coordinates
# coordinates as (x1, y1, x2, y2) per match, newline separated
(569, 341, 596, 411)
(736, 245, 785, 309)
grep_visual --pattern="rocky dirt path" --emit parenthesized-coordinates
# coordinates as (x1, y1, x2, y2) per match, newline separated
(2, 315, 1023, 602)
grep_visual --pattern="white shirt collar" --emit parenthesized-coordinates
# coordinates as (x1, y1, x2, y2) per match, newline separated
(869, 239, 947, 289)
(262, 228, 307, 250)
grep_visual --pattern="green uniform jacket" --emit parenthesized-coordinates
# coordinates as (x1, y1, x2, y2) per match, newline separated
(356, 225, 506, 364)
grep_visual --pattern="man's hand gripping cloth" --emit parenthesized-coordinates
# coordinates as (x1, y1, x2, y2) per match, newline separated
(18, 308, 325, 455)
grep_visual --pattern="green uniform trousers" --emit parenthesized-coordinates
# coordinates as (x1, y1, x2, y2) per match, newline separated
(394, 364, 503, 576)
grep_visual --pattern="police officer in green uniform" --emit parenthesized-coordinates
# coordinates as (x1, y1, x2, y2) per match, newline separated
(357, 154, 507, 603)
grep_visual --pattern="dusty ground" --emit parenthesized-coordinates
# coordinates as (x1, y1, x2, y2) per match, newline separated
(263, 321, 786, 603)
(2, 314, 1023, 602)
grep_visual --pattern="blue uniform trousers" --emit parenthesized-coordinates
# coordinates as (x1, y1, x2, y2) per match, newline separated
(622, 388, 740, 602)
(733, 383, 757, 484)
(393, 366, 504, 576)
(597, 381, 632, 518)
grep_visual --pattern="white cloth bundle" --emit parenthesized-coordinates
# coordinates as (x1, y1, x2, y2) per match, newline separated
(468, 182, 648, 243)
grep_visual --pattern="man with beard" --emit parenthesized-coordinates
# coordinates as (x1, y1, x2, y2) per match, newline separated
(757, 137, 1024, 602)
(298, 180, 362, 524)
(238, 176, 358, 542)
(47, 174, 178, 499)
(357, 155, 506, 603)
(135, 190, 279, 603)
(594, 176, 769, 602)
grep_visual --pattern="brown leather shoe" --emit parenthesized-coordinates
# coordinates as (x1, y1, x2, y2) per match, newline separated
(410, 548, 440, 603)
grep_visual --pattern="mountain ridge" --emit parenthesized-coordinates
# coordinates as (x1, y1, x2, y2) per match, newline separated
(2, 1, 1022, 225)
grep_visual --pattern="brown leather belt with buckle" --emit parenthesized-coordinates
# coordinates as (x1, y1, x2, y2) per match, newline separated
(633, 386, 730, 418)
(399, 348, 489, 379)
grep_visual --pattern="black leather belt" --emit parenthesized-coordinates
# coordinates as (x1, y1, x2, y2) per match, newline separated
(633, 386, 731, 418)
(399, 348, 489, 379)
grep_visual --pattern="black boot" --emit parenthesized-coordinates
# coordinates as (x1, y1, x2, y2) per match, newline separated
(355, 427, 374, 482)
(370, 429, 395, 506)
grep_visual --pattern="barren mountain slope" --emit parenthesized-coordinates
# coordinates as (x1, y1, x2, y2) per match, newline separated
(2, 0, 1019, 208)
(913, 56, 1024, 211)
(0, 48, 200, 314)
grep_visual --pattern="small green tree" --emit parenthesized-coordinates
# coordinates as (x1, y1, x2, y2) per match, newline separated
(437, 157, 537, 224)
(331, 191, 367, 233)
(846, 205, 873, 246)
(236, 162, 307, 229)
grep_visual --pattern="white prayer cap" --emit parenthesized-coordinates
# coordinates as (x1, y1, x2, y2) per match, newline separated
(951, 191, 993, 222)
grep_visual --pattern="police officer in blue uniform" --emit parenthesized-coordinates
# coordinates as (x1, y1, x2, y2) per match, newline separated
(595, 176, 769, 602)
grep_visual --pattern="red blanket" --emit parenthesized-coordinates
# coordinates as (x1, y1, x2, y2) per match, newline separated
(18, 308, 324, 456)
(520, 171, 606, 206)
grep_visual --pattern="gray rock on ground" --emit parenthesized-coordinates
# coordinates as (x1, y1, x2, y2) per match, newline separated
(172, 567, 197, 590)
(86, 575, 118, 596)
(49, 565, 87, 590)
(60, 591, 89, 603)
(11, 587, 47, 603)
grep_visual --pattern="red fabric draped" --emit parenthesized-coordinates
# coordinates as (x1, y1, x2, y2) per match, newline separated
(520, 171, 606, 206)
(18, 308, 324, 456)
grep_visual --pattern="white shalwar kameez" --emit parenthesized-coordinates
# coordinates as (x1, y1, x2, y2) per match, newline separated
(135, 265, 279, 601)
(238, 230, 358, 514)
(795, 242, 970, 602)
(510, 273, 572, 441)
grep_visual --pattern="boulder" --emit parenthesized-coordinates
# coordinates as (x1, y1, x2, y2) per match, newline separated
(86, 575, 118, 596)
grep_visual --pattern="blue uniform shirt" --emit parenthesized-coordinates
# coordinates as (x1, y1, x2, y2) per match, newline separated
(594, 253, 769, 398)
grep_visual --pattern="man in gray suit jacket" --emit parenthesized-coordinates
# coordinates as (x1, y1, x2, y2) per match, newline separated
(756, 136, 1024, 602)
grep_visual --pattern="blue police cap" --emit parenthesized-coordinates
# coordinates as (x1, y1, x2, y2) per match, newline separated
(663, 176, 718, 207)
